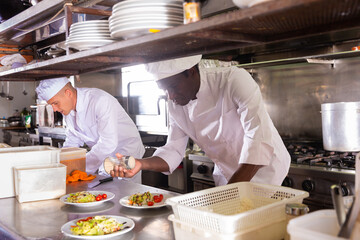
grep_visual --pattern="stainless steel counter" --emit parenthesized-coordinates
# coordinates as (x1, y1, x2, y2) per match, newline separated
(0, 176, 178, 240)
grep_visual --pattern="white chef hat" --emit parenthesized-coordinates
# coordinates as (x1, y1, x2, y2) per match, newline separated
(144, 55, 202, 81)
(35, 77, 70, 101)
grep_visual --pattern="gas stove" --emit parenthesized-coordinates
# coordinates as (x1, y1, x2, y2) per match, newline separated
(287, 143, 356, 170)
(283, 142, 356, 211)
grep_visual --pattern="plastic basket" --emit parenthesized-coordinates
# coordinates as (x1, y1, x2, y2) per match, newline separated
(166, 182, 309, 234)
(169, 214, 286, 240)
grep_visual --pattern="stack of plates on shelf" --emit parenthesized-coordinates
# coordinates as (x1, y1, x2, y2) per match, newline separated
(65, 20, 116, 51)
(109, 0, 184, 40)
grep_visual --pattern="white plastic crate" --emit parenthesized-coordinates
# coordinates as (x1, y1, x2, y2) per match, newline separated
(14, 163, 66, 203)
(169, 214, 285, 240)
(0, 146, 60, 198)
(166, 182, 309, 234)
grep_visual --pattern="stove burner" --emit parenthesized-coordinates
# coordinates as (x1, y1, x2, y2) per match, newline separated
(286, 143, 357, 170)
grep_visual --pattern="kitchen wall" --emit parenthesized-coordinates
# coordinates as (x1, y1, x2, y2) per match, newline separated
(0, 81, 36, 118)
(74, 71, 125, 106)
(0, 81, 36, 142)
(255, 57, 360, 141)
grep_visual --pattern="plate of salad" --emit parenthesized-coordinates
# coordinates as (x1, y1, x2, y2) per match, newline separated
(60, 191, 115, 207)
(61, 215, 134, 239)
(119, 191, 168, 209)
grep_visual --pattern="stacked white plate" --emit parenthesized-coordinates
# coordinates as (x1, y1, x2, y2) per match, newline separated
(65, 20, 116, 51)
(109, 0, 184, 40)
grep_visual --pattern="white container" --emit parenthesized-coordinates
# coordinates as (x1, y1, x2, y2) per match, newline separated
(166, 182, 309, 235)
(14, 163, 66, 203)
(169, 214, 285, 240)
(60, 147, 86, 175)
(0, 146, 60, 198)
(287, 209, 348, 240)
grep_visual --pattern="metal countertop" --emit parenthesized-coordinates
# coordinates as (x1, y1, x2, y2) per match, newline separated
(0, 176, 178, 240)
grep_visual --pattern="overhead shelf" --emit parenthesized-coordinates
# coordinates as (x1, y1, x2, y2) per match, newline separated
(0, 0, 360, 81)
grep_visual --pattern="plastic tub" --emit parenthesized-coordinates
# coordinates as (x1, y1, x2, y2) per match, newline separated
(0, 146, 60, 198)
(169, 214, 285, 240)
(166, 182, 309, 235)
(287, 209, 348, 240)
(60, 147, 86, 174)
(14, 163, 66, 203)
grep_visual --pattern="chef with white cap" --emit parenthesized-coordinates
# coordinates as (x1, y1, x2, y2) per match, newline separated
(36, 77, 145, 182)
(111, 55, 290, 186)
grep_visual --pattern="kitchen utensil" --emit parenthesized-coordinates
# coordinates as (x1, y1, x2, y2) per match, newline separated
(337, 152, 360, 238)
(0, 82, 6, 98)
(22, 82, 27, 95)
(321, 102, 360, 151)
(331, 185, 346, 226)
(6, 82, 13, 101)
(88, 176, 113, 188)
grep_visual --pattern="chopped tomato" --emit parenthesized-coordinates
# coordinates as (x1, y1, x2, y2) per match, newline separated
(153, 195, 161, 203)
(102, 194, 107, 199)
(147, 201, 154, 206)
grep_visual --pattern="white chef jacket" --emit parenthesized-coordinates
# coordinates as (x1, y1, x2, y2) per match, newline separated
(63, 88, 145, 183)
(154, 67, 290, 186)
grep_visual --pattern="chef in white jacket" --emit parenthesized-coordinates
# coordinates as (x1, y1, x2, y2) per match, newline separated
(111, 55, 290, 186)
(36, 77, 145, 183)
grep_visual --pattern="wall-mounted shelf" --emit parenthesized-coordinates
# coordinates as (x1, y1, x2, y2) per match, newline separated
(0, 0, 360, 81)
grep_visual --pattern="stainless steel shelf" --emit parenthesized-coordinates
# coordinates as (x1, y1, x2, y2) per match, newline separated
(0, 0, 360, 81)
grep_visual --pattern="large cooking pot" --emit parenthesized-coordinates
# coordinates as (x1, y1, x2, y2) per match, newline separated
(321, 101, 360, 152)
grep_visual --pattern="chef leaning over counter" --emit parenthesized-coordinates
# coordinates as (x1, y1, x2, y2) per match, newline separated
(35, 77, 145, 182)
(112, 55, 291, 186)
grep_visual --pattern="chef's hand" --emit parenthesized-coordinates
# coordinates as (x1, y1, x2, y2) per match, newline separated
(110, 153, 142, 178)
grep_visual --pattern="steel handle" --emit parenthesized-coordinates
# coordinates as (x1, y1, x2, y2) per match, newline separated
(331, 184, 346, 226)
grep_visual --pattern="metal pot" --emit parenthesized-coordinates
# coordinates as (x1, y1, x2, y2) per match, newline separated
(321, 101, 360, 151)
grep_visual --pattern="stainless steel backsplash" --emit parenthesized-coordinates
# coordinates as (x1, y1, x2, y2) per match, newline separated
(253, 57, 360, 140)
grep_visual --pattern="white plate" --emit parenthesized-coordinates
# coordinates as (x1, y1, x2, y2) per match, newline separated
(68, 32, 110, 39)
(68, 37, 114, 42)
(60, 191, 115, 207)
(119, 193, 169, 209)
(113, 0, 182, 9)
(70, 28, 110, 34)
(109, 13, 183, 24)
(113, 0, 182, 6)
(61, 215, 134, 239)
(66, 41, 115, 51)
(112, 6, 183, 17)
(71, 20, 109, 27)
(70, 25, 109, 31)
(110, 19, 181, 31)
(110, 18, 182, 29)
(112, 2, 182, 12)
(110, 22, 179, 39)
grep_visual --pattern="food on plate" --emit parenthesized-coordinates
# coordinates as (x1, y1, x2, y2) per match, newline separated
(67, 191, 107, 203)
(128, 192, 164, 206)
(70, 216, 125, 236)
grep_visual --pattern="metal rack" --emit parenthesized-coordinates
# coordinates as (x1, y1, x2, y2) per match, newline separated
(0, 0, 360, 81)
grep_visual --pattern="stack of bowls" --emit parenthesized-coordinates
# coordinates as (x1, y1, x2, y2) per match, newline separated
(109, 0, 183, 40)
(65, 20, 115, 51)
